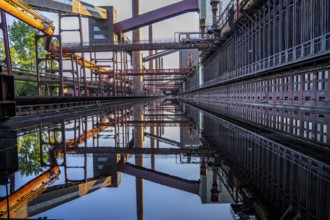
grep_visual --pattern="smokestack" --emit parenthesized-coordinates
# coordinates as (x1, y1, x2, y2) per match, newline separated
(210, 0, 220, 29)
(132, 0, 144, 96)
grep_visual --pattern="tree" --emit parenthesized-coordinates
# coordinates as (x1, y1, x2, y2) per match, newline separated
(8, 20, 39, 70)
(17, 129, 60, 177)
(7, 20, 60, 96)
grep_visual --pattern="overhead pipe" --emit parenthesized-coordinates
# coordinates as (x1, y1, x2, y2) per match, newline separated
(0, 0, 54, 35)
(0, 166, 60, 215)
(114, 0, 199, 33)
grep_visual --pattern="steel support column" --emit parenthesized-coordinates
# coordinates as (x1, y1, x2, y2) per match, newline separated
(0, 11, 12, 75)
(132, 0, 144, 96)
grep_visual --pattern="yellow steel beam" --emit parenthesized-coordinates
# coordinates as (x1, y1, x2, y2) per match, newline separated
(0, 166, 60, 216)
(0, 0, 54, 35)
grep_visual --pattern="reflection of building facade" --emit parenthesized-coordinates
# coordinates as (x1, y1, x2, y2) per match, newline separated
(185, 100, 330, 147)
(4, 98, 329, 219)
(199, 107, 330, 220)
(180, 105, 201, 148)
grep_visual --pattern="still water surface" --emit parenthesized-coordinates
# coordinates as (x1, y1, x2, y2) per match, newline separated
(0, 99, 329, 220)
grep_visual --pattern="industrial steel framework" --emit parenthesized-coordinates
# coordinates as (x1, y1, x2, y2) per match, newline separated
(184, 0, 330, 112)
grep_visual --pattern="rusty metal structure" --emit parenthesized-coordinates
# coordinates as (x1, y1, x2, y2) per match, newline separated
(0, 0, 209, 118)
(182, 0, 330, 112)
(0, 99, 220, 219)
(0, 0, 329, 218)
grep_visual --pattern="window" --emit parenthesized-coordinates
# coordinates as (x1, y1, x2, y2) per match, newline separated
(303, 121, 313, 139)
(283, 117, 290, 132)
(53, 0, 73, 6)
(304, 73, 313, 91)
(262, 113, 267, 126)
(256, 112, 262, 124)
(283, 77, 289, 92)
(268, 115, 274, 128)
(268, 79, 273, 92)
(256, 81, 261, 93)
(293, 75, 300, 91)
(316, 124, 327, 144)
(94, 34, 107, 40)
(317, 70, 328, 90)
(275, 115, 282, 130)
(262, 80, 267, 92)
(275, 78, 281, 92)
(94, 26, 101, 31)
(293, 118, 300, 135)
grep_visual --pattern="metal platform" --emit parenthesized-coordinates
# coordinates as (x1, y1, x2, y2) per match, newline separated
(63, 41, 212, 53)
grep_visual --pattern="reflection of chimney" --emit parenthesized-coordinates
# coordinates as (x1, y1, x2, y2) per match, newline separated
(210, 0, 220, 29)
(134, 104, 144, 220)
(211, 168, 219, 202)
(200, 159, 208, 176)
(136, 178, 144, 220)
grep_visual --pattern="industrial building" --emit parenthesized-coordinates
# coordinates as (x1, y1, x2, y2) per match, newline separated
(0, 0, 329, 219)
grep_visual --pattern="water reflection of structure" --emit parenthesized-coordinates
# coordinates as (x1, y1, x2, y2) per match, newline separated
(1, 100, 227, 219)
(187, 100, 330, 148)
(0, 131, 18, 181)
(184, 103, 330, 220)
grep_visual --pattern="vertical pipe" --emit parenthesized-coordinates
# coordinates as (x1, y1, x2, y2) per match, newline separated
(148, 25, 155, 95)
(77, 16, 88, 96)
(120, 52, 123, 96)
(58, 35, 64, 96)
(113, 52, 117, 96)
(84, 115, 87, 182)
(58, 15, 63, 96)
(62, 119, 68, 183)
(132, 0, 144, 96)
(70, 54, 76, 96)
(0, 11, 12, 75)
(75, 56, 81, 96)
(150, 101, 156, 170)
(35, 36, 41, 96)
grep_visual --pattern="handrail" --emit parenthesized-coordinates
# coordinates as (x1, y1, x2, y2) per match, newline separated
(186, 33, 330, 92)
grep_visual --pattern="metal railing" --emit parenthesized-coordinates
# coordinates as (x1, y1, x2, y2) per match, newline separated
(186, 33, 330, 92)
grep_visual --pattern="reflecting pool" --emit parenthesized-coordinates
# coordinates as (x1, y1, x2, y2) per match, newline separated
(0, 98, 329, 220)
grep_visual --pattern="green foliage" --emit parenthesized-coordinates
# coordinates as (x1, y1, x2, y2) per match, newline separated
(17, 129, 61, 177)
(17, 131, 43, 176)
(8, 20, 38, 70)
(6, 21, 48, 96)
(0, 41, 18, 66)
(15, 81, 37, 96)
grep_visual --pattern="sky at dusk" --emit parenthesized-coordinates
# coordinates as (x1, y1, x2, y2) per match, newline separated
(4, 1, 202, 67)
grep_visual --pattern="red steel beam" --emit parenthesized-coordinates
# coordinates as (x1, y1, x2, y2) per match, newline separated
(145, 84, 182, 86)
(118, 162, 199, 194)
(101, 120, 191, 126)
(114, 0, 199, 33)
(98, 68, 190, 76)
(143, 78, 185, 81)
